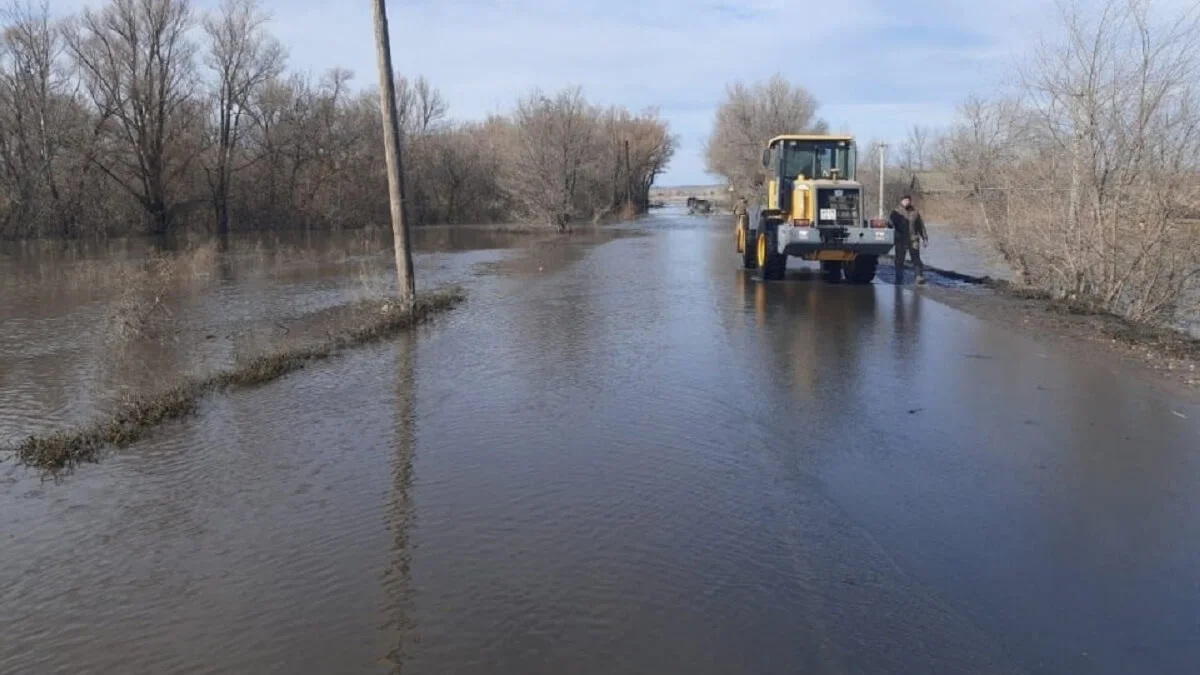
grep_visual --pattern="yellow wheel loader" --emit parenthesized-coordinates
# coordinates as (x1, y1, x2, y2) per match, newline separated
(739, 135, 894, 283)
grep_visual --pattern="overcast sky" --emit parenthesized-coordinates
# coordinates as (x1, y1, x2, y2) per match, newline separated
(47, 0, 1191, 185)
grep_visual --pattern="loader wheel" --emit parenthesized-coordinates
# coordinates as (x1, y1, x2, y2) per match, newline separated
(843, 255, 878, 284)
(756, 222, 786, 281)
(821, 261, 843, 282)
(741, 228, 758, 269)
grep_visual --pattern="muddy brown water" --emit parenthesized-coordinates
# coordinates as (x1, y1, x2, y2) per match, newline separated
(3, 212, 1200, 674)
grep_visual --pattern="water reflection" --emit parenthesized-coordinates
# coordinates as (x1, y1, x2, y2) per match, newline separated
(891, 285, 923, 385)
(0, 227, 538, 444)
(381, 332, 417, 672)
(409, 225, 548, 254)
(750, 275, 880, 401)
(4, 216, 1200, 675)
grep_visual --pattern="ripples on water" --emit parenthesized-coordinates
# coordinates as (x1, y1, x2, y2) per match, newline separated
(3, 215, 1200, 674)
(0, 228, 529, 445)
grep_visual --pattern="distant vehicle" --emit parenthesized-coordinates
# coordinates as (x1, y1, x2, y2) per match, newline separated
(735, 134, 894, 283)
(687, 197, 712, 215)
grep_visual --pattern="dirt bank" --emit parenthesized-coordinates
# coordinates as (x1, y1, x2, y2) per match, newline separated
(885, 222, 1198, 397)
(914, 266, 1200, 397)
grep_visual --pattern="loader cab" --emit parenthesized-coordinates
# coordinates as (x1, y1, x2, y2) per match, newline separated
(760, 135, 857, 212)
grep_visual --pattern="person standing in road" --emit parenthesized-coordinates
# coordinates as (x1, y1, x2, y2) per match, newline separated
(733, 196, 749, 223)
(890, 195, 929, 284)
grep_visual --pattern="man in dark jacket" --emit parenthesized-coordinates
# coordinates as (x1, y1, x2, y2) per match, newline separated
(889, 195, 929, 284)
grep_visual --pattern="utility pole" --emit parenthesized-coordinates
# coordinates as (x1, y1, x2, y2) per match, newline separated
(372, 0, 415, 306)
(878, 143, 888, 219)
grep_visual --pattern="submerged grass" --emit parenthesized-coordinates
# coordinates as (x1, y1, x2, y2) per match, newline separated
(9, 287, 466, 474)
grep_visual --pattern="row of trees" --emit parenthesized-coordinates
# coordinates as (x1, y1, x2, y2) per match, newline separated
(0, 0, 676, 239)
(930, 0, 1200, 324)
(704, 0, 1200, 327)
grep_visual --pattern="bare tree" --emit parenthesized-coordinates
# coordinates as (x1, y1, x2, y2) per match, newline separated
(588, 105, 676, 219)
(395, 74, 447, 135)
(932, 95, 1034, 278)
(624, 107, 676, 211)
(933, 0, 1200, 325)
(0, 0, 675, 241)
(201, 0, 284, 235)
(0, 1, 65, 235)
(1021, 0, 1200, 320)
(503, 86, 598, 230)
(704, 73, 828, 198)
(898, 124, 929, 172)
(65, 0, 199, 235)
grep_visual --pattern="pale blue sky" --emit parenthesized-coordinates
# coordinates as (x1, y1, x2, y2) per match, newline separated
(49, 0, 1190, 185)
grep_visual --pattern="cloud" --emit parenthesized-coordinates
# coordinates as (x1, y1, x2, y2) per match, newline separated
(50, 0, 1173, 184)
(262, 0, 1007, 183)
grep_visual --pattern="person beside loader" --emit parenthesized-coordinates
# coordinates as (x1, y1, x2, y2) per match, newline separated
(889, 195, 929, 284)
(733, 196, 753, 267)
(732, 196, 749, 224)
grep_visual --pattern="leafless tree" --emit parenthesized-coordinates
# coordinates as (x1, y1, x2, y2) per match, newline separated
(65, 0, 199, 235)
(704, 73, 828, 199)
(0, 1, 65, 235)
(0, 0, 675, 241)
(899, 124, 929, 172)
(932, 0, 1200, 325)
(503, 87, 598, 230)
(201, 0, 283, 235)
(1022, 0, 1200, 320)
(395, 74, 447, 135)
(629, 111, 677, 210)
(589, 105, 676, 218)
(932, 95, 1034, 279)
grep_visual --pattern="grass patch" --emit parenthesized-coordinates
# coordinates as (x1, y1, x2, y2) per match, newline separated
(1076, 311, 1200, 362)
(988, 280, 1051, 301)
(8, 287, 465, 474)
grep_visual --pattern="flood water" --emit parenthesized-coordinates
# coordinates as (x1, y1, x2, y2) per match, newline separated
(3, 211, 1200, 674)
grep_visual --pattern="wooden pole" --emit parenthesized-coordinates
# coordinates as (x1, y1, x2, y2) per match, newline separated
(372, 0, 415, 305)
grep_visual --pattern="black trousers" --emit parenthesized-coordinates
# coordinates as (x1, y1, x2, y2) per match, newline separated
(895, 242, 924, 282)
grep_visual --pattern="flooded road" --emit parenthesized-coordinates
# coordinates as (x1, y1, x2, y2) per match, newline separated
(3, 212, 1200, 674)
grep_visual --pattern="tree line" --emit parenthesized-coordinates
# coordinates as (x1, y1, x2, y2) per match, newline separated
(929, 0, 1200, 325)
(705, 0, 1200, 328)
(0, 0, 676, 239)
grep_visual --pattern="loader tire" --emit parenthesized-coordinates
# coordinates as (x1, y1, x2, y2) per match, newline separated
(757, 221, 786, 281)
(741, 228, 758, 269)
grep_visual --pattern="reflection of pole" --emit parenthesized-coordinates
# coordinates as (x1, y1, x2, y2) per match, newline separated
(383, 331, 417, 670)
(372, 0, 415, 306)
(878, 143, 888, 218)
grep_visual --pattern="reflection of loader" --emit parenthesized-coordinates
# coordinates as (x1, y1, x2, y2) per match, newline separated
(735, 134, 895, 283)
